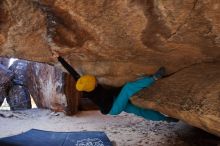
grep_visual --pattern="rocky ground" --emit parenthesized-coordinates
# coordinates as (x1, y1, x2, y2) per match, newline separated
(0, 109, 219, 146)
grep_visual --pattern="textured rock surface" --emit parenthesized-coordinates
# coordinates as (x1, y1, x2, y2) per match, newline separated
(0, 64, 14, 106)
(26, 62, 67, 112)
(131, 62, 220, 137)
(7, 85, 31, 110)
(0, 0, 219, 86)
(7, 60, 31, 110)
(9, 60, 29, 86)
(0, 0, 219, 136)
(0, 58, 78, 113)
(26, 61, 79, 114)
(0, 57, 9, 67)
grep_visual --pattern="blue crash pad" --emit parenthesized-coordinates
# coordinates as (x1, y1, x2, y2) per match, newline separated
(0, 129, 112, 146)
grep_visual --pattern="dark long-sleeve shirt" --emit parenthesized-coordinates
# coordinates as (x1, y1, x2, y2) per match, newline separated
(58, 57, 80, 81)
(57, 56, 122, 114)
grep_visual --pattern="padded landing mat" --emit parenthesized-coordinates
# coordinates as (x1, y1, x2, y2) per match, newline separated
(0, 129, 112, 146)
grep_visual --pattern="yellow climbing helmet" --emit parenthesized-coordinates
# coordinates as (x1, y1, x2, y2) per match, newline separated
(76, 75, 96, 92)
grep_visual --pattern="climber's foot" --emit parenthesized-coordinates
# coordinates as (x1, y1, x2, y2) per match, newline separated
(153, 67, 166, 80)
(166, 117, 179, 123)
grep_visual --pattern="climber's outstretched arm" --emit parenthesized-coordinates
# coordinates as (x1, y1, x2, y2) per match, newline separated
(57, 56, 81, 81)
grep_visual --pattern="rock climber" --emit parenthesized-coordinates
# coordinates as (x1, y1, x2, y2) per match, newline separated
(52, 51, 178, 122)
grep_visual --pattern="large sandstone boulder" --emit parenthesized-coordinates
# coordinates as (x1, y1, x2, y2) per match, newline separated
(7, 60, 32, 110)
(26, 61, 67, 112)
(0, 0, 219, 136)
(0, 57, 9, 67)
(9, 60, 29, 86)
(26, 62, 79, 115)
(7, 85, 31, 110)
(0, 64, 14, 106)
(131, 62, 220, 137)
(0, 58, 78, 113)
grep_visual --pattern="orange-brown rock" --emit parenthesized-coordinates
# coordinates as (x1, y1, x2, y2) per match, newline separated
(26, 61, 79, 115)
(0, 0, 219, 136)
(131, 62, 220, 137)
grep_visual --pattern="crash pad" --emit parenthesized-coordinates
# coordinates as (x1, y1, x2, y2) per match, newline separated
(0, 129, 112, 146)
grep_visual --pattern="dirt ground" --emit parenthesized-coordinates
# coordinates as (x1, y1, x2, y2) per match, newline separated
(0, 109, 219, 146)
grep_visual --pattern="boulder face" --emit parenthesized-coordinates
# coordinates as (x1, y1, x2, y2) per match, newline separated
(0, 0, 219, 86)
(7, 60, 32, 110)
(0, 63, 13, 106)
(0, 57, 9, 67)
(7, 85, 31, 110)
(26, 61, 79, 114)
(0, 0, 219, 136)
(0, 58, 79, 114)
(131, 62, 220, 137)
(9, 60, 29, 86)
(26, 62, 67, 111)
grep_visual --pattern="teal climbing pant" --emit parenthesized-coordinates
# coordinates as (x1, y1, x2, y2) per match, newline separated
(108, 76, 168, 121)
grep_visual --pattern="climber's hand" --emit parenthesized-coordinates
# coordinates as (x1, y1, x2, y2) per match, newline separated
(51, 50, 59, 58)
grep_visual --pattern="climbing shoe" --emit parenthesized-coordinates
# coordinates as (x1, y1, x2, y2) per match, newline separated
(153, 67, 166, 80)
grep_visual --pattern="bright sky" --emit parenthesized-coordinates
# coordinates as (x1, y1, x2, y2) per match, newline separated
(8, 58, 18, 68)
